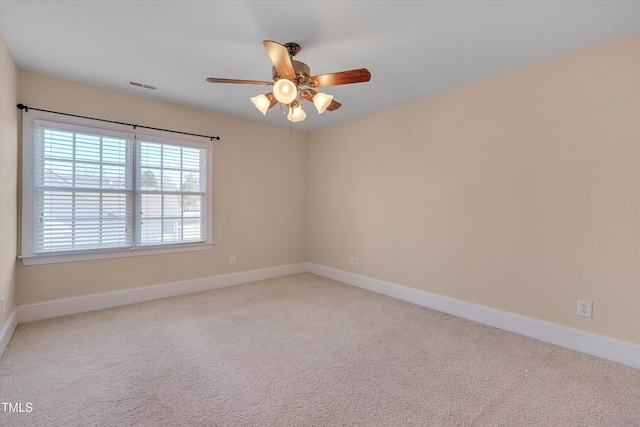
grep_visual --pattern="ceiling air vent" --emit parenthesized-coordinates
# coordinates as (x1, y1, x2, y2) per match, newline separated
(129, 81, 157, 90)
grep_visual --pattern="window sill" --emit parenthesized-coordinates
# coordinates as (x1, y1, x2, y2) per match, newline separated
(20, 242, 214, 266)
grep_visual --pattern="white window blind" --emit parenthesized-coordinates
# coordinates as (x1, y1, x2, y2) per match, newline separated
(23, 113, 213, 264)
(137, 140, 207, 246)
(34, 122, 133, 253)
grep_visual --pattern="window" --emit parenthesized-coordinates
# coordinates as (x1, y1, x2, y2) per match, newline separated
(21, 111, 213, 265)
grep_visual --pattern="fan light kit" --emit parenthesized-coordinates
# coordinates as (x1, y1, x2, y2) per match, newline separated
(207, 41, 371, 123)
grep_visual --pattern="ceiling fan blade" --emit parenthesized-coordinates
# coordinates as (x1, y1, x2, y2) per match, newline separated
(308, 68, 371, 87)
(263, 40, 296, 79)
(206, 78, 273, 85)
(326, 99, 342, 111)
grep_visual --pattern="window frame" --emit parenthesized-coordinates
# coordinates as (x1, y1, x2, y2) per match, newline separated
(21, 110, 213, 266)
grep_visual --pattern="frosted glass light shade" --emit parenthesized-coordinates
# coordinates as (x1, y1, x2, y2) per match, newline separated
(287, 105, 306, 122)
(273, 79, 298, 104)
(250, 94, 271, 115)
(250, 93, 277, 115)
(313, 92, 333, 114)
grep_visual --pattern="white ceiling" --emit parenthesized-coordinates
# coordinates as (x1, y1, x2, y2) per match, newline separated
(1, 0, 638, 132)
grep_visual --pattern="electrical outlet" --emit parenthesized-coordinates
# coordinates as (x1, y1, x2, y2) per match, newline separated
(577, 299, 592, 318)
(350, 256, 354, 266)
(1, 297, 4, 316)
(354, 257, 360, 267)
(229, 256, 236, 266)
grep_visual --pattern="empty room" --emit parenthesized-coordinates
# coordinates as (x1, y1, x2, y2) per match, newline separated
(1, 1, 639, 425)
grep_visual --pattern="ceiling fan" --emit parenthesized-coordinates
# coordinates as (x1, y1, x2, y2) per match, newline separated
(206, 40, 371, 123)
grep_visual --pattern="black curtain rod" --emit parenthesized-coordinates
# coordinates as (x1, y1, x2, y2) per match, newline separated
(16, 104, 221, 141)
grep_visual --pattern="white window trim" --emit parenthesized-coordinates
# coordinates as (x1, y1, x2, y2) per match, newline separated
(20, 110, 214, 265)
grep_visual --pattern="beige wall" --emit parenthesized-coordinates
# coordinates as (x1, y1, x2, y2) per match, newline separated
(308, 32, 640, 343)
(16, 71, 308, 304)
(0, 34, 19, 332)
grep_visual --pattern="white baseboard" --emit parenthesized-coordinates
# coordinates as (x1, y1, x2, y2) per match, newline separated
(18, 263, 307, 324)
(9, 262, 639, 370)
(0, 307, 18, 358)
(306, 263, 640, 370)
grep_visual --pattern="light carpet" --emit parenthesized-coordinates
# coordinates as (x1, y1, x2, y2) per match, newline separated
(1, 273, 638, 426)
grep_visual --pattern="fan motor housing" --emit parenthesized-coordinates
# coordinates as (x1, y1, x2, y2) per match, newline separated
(272, 60, 311, 84)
